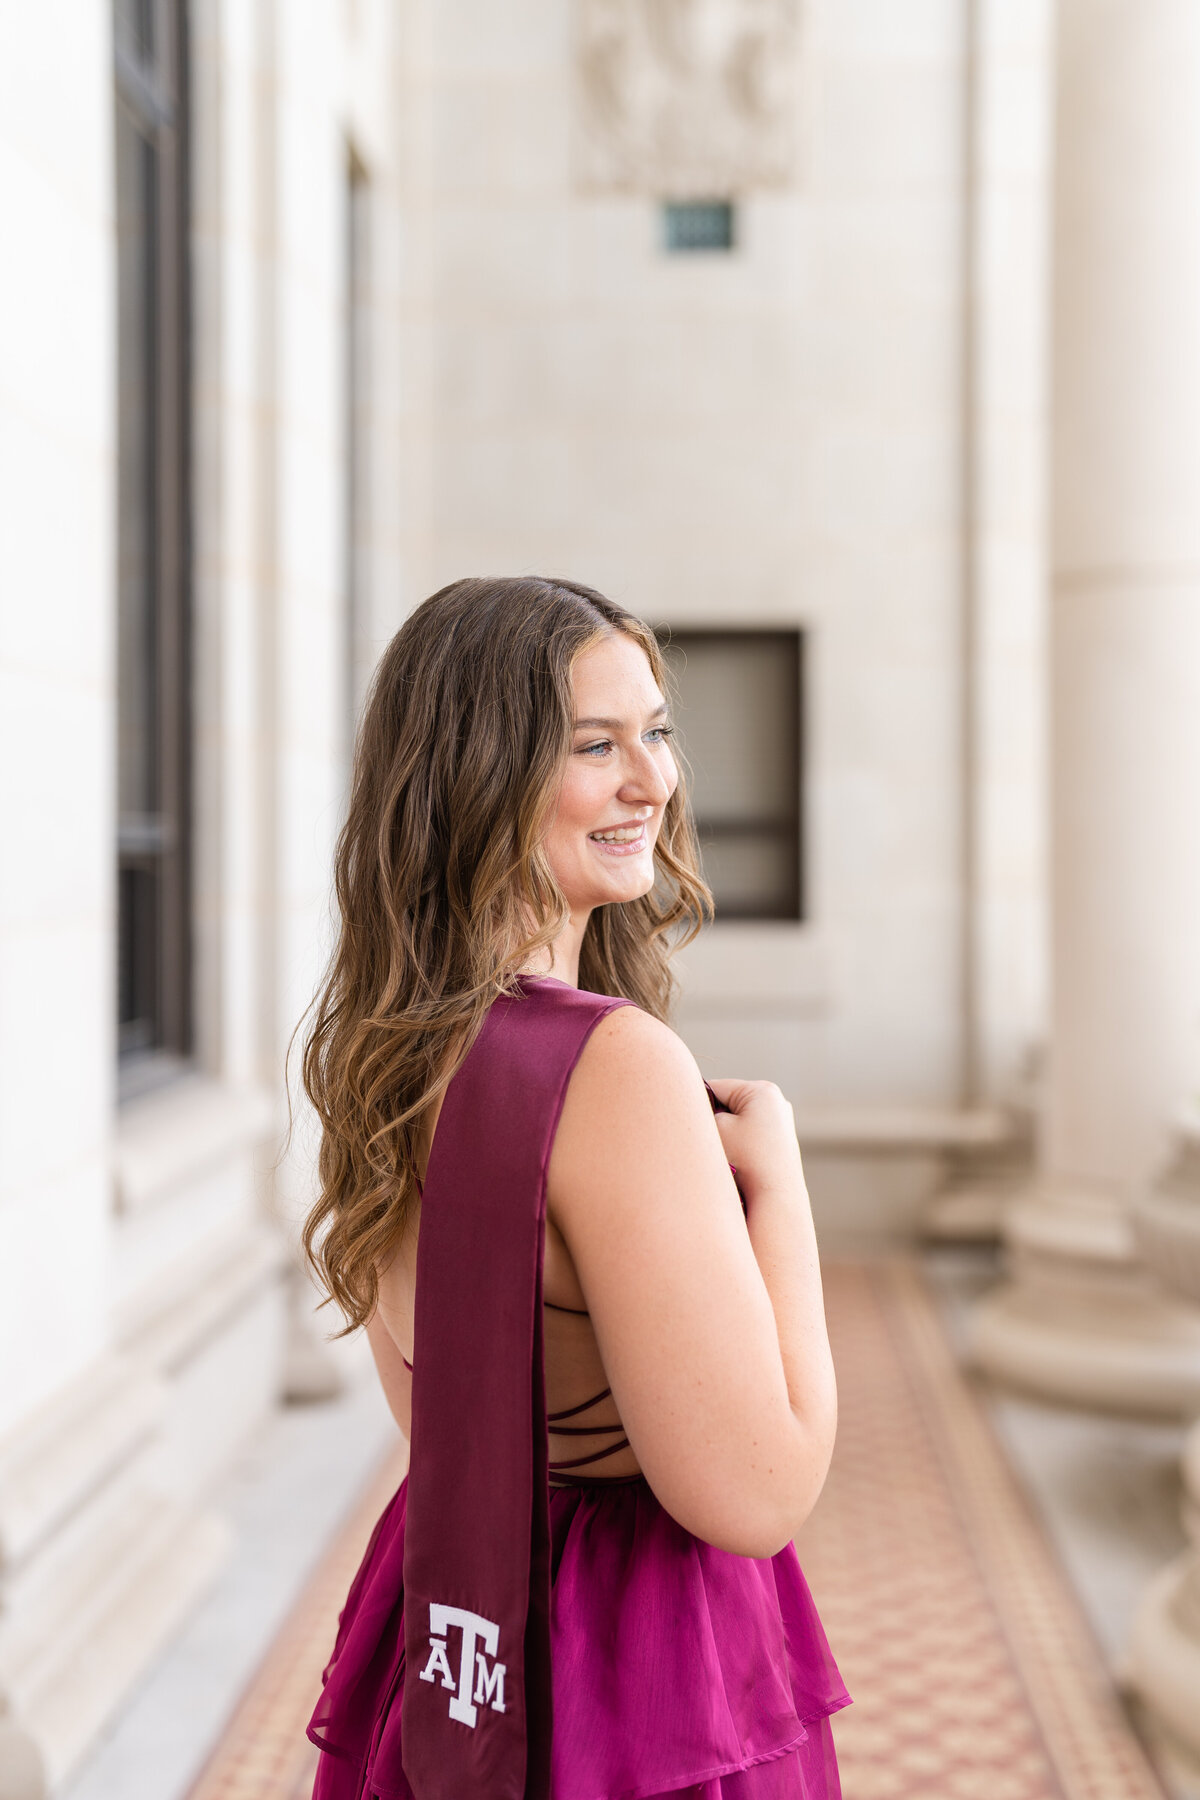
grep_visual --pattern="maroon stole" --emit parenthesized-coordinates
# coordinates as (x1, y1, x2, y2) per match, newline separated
(401, 977, 630, 1799)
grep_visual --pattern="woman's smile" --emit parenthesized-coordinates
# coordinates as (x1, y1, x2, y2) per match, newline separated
(587, 816, 652, 855)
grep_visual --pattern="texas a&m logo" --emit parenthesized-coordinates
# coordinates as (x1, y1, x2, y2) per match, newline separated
(418, 1603, 507, 1727)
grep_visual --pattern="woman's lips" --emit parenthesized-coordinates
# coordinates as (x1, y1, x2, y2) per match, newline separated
(587, 825, 650, 856)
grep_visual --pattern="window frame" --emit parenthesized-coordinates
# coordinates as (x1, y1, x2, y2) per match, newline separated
(114, 0, 193, 1087)
(656, 626, 805, 924)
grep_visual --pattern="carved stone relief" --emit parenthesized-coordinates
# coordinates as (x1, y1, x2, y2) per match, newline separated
(576, 0, 801, 196)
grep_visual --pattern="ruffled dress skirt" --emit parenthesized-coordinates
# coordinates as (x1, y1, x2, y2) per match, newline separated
(308, 1476, 850, 1800)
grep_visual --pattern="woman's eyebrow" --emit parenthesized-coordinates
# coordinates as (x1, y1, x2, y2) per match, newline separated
(573, 701, 670, 730)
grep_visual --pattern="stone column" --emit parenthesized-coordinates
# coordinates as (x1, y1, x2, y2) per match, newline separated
(1127, 1122, 1200, 1770)
(970, 0, 1200, 1411)
(924, 0, 1053, 1244)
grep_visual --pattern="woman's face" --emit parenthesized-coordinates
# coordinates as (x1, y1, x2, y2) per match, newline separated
(543, 633, 679, 916)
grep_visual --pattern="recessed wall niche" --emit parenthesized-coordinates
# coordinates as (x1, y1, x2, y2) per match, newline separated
(657, 628, 804, 922)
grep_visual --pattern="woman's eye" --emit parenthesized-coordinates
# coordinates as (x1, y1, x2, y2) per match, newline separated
(575, 725, 673, 757)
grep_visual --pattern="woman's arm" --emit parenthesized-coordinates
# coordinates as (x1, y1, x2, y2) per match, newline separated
(548, 1006, 837, 1558)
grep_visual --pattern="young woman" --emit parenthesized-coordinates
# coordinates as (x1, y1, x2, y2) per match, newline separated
(299, 577, 849, 1799)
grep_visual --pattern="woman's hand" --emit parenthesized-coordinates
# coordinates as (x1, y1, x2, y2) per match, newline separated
(706, 1077, 806, 1205)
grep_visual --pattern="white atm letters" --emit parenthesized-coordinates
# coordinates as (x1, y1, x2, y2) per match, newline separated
(418, 1604, 507, 1727)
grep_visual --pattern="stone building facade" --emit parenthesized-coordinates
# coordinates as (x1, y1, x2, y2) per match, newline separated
(2, 0, 1197, 1793)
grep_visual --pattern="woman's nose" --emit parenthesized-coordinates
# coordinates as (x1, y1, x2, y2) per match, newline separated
(619, 743, 676, 806)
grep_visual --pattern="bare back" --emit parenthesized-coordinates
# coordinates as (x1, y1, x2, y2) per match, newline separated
(372, 1082, 644, 1483)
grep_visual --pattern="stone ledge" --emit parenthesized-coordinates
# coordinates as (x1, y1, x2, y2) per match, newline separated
(0, 1359, 233, 1797)
(0, 1357, 163, 1572)
(9, 1498, 230, 1794)
(115, 1222, 288, 1376)
(114, 1076, 276, 1217)
(795, 1104, 1014, 1151)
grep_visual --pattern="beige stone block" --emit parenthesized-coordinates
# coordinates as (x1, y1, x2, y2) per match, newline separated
(431, 0, 568, 73)
(676, 923, 834, 1014)
(434, 202, 572, 307)
(112, 1160, 257, 1317)
(562, 306, 810, 430)
(0, 926, 111, 1193)
(818, 0, 959, 61)
(113, 1076, 275, 1218)
(816, 193, 957, 312)
(0, 6, 110, 204)
(0, 148, 111, 452)
(804, 1148, 947, 1245)
(676, 1012, 824, 1102)
(0, 415, 111, 685)
(577, 422, 801, 550)
(0, 1170, 109, 1438)
(814, 420, 957, 548)
(435, 317, 573, 424)
(808, 294, 957, 422)
(818, 59, 960, 195)
(130, 1248, 287, 1496)
(434, 428, 575, 542)
(434, 76, 569, 196)
(823, 931, 962, 1103)
(0, 671, 110, 929)
(563, 196, 656, 302)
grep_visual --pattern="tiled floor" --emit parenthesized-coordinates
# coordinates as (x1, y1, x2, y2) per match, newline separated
(924, 1246, 1188, 1674)
(62, 1253, 1190, 1800)
(799, 1259, 1172, 1800)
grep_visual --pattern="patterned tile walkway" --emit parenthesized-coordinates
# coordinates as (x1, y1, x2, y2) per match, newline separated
(185, 1259, 1169, 1800)
(184, 1445, 407, 1800)
(802, 1261, 1167, 1800)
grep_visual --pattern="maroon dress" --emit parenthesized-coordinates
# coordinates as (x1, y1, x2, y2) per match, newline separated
(308, 976, 849, 1798)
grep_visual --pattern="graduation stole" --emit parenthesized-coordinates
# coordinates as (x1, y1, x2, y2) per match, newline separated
(401, 978, 630, 1799)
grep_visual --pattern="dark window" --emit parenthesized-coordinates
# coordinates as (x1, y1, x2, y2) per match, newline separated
(344, 149, 369, 761)
(662, 200, 735, 253)
(115, 0, 192, 1081)
(657, 630, 803, 922)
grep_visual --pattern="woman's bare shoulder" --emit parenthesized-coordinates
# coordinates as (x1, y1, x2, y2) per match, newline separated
(572, 1001, 706, 1109)
(549, 1001, 722, 1223)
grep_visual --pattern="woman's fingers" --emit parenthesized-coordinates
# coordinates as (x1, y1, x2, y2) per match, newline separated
(705, 1076, 753, 1111)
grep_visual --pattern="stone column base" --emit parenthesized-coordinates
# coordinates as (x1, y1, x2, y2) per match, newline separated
(923, 1138, 1033, 1242)
(970, 1180, 1200, 1415)
(1128, 1549, 1200, 1784)
(1125, 1125, 1200, 1770)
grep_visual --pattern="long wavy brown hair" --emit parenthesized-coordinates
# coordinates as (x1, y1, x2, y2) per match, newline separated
(295, 575, 711, 1333)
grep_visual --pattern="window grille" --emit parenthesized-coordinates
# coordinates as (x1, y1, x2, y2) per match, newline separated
(657, 629, 804, 922)
(662, 200, 735, 253)
(114, 0, 192, 1077)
